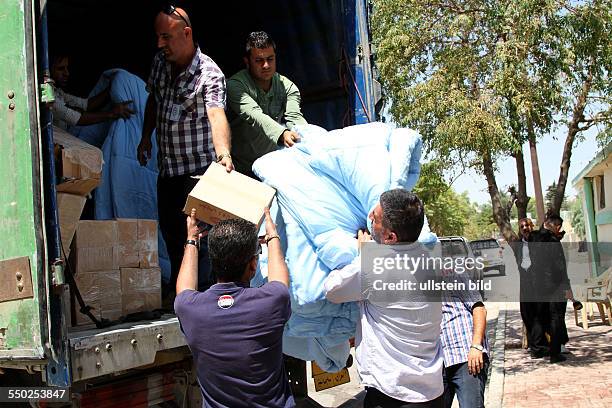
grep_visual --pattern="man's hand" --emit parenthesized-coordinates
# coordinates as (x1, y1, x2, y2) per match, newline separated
(137, 136, 152, 166)
(186, 208, 205, 241)
(357, 229, 372, 253)
(111, 101, 135, 119)
(565, 289, 574, 301)
(468, 347, 484, 375)
(279, 130, 301, 147)
(217, 153, 234, 172)
(264, 207, 279, 238)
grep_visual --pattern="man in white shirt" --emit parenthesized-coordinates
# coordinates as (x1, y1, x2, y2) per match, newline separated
(324, 189, 444, 408)
(50, 54, 134, 131)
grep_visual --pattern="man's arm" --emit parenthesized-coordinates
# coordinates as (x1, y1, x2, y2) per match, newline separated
(264, 208, 289, 287)
(176, 208, 202, 294)
(86, 86, 111, 112)
(468, 302, 487, 375)
(283, 80, 307, 128)
(137, 94, 157, 166)
(207, 107, 233, 172)
(76, 102, 134, 125)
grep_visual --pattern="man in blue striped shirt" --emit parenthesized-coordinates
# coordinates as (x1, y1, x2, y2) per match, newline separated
(440, 276, 489, 408)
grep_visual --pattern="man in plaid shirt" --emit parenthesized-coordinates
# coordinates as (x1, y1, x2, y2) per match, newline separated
(440, 273, 489, 408)
(137, 6, 233, 300)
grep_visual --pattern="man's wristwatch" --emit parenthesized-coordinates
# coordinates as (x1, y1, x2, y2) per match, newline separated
(265, 234, 280, 244)
(470, 344, 484, 352)
(185, 239, 199, 249)
(216, 153, 231, 163)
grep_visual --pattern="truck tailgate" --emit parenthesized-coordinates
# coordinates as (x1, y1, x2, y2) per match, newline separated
(68, 315, 188, 382)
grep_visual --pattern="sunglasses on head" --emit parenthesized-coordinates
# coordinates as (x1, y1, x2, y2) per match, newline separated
(163, 4, 191, 28)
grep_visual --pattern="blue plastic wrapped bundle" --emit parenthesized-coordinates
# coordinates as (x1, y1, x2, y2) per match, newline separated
(252, 123, 436, 371)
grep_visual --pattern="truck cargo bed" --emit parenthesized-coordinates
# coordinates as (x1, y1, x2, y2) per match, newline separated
(67, 315, 188, 382)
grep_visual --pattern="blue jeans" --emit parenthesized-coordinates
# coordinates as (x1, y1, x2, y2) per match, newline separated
(443, 357, 488, 408)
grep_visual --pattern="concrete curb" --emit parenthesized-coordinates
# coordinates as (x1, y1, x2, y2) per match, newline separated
(485, 306, 506, 408)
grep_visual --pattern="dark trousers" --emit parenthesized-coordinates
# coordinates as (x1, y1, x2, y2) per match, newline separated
(520, 301, 543, 352)
(443, 358, 488, 408)
(364, 388, 443, 408)
(548, 301, 568, 356)
(157, 174, 213, 294)
(530, 301, 568, 356)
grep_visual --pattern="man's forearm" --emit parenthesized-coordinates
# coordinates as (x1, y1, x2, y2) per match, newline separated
(208, 108, 231, 156)
(472, 304, 487, 345)
(142, 95, 157, 141)
(267, 238, 289, 287)
(76, 110, 115, 125)
(176, 245, 198, 294)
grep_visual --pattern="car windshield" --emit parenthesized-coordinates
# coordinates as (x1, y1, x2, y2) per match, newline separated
(440, 240, 469, 257)
(470, 240, 500, 250)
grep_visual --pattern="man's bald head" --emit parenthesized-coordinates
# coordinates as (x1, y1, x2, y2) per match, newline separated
(154, 7, 195, 66)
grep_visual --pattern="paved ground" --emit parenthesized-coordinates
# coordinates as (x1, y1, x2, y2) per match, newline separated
(499, 305, 612, 408)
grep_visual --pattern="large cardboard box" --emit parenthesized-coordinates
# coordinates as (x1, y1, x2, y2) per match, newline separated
(74, 220, 119, 273)
(120, 267, 161, 314)
(74, 270, 122, 326)
(183, 162, 276, 226)
(117, 219, 159, 268)
(53, 126, 103, 196)
(57, 193, 87, 258)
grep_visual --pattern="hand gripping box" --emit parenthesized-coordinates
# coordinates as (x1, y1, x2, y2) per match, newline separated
(183, 162, 276, 227)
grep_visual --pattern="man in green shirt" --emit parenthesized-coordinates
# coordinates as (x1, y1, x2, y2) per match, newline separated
(227, 31, 307, 177)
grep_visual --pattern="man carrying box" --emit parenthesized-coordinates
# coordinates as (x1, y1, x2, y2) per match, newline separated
(174, 208, 295, 407)
(137, 6, 233, 300)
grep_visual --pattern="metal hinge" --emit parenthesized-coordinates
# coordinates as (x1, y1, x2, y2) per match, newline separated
(40, 82, 55, 103)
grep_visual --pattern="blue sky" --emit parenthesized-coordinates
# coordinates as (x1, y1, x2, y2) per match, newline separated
(451, 126, 599, 204)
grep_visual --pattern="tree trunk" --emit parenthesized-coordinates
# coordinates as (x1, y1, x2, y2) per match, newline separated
(507, 96, 529, 219)
(553, 70, 593, 214)
(527, 120, 546, 225)
(514, 147, 530, 220)
(482, 149, 518, 242)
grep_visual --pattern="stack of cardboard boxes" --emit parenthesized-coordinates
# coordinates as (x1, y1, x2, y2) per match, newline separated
(53, 126, 162, 327)
(72, 219, 161, 326)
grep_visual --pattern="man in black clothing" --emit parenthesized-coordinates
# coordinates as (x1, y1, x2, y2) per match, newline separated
(529, 211, 572, 363)
(510, 218, 546, 358)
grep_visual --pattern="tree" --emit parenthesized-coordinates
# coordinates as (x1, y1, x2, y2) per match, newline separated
(545, 182, 568, 212)
(371, 0, 611, 240)
(413, 162, 472, 236)
(570, 198, 586, 240)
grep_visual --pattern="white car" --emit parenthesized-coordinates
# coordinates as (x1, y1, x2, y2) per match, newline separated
(469, 238, 506, 276)
(438, 236, 485, 287)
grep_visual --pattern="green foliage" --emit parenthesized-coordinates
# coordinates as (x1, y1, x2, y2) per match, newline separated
(372, 0, 611, 235)
(413, 162, 472, 236)
(545, 182, 569, 211)
(570, 198, 586, 239)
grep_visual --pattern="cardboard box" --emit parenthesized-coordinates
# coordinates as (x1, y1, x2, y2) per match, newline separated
(138, 220, 159, 268)
(117, 219, 159, 268)
(74, 270, 122, 326)
(74, 220, 119, 273)
(57, 193, 87, 258)
(120, 267, 161, 314)
(183, 162, 276, 226)
(53, 126, 103, 196)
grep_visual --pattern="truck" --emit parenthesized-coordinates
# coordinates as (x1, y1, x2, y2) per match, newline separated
(0, 0, 380, 405)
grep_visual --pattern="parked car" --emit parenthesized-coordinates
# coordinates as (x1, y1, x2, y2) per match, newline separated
(438, 236, 484, 283)
(470, 238, 506, 276)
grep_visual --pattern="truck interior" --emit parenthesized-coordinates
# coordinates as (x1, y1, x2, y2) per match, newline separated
(46, 0, 371, 130)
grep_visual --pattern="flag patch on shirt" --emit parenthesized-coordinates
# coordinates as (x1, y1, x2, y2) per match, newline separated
(217, 295, 234, 309)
